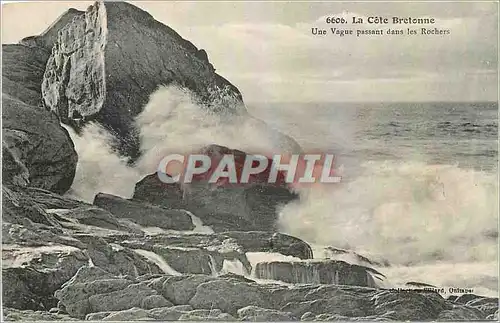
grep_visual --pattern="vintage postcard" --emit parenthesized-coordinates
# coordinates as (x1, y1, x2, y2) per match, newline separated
(1, 0, 498, 321)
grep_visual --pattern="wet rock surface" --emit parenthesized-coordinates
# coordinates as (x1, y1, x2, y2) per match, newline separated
(255, 260, 381, 287)
(93, 193, 195, 231)
(2, 45, 50, 106)
(133, 144, 299, 232)
(3, 14, 79, 194)
(238, 306, 297, 321)
(5, 181, 495, 321)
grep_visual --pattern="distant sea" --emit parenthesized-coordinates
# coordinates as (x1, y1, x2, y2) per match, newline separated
(250, 102, 498, 172)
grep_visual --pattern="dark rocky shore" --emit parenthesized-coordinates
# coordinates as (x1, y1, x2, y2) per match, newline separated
(2, 2, 498, 321)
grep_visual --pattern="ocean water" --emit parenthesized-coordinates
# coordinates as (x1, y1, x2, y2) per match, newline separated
(250, 101, 499, 296)
(250, 102, 498, 171)
(66, 87, 498, 297)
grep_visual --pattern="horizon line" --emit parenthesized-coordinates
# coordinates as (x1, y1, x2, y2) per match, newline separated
(246, 100, 500, 104)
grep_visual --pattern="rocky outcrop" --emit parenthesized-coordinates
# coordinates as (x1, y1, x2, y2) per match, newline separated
(2, 244, 88, 310)
(371, 290, 448, 321)
(3, 199, 497, 321)
(2, 9, 79, 194)
(255, 260, 381, 287)
(1, 187, 310, 315)
(2, 185, 132, 234)
(134, 174, 297, 232)
(49, 267, 495, 321)
(222, 231, 313, 259)
(2, 80, 77, 195)
(2, 188, 163, 312)
(133, 144, 298, 232)
(41, 1, 244, 159)
(54, 266, 164, 318)
(2, 230, 162, 312)
(281, 295, 374, 318)
(93, 193, 195, 231)
(188, 279, 270, 315)
(84, 306, 235, 321)
(2, 45, 50, 106)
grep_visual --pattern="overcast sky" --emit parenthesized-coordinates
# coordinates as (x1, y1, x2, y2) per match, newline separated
(2, 1, 498, 102)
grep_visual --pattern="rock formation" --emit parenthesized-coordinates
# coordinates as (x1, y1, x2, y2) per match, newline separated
(254, 260, 382, 286)
(2, 97, 78, 194)
(3, 40, 77, 193)
(133, 144, 298, 232)
(2, 45, 50, 106)
(93, 193, 195, 231)
(41, 1, 245, 159)
(2, 1, 497, 321)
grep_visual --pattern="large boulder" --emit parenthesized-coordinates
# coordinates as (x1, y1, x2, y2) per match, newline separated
(255, 260, 381, 287)
(223, 231, 313, 260)
(93, 193, 194, 231)
(115, 231, 312, 276)
(41, 1, 245, 159)
(133, 144, 298, 232)
(54, 266, 132, 318)
(134, 175, 257, 232)
(87, 283, 166, 313)
(153, 275, 216, 305)
(3, 13, 79, 194)
(371, 289, 448, 321)
(119, 236, 251, 275)
(2, 93, 77, 195)
(2, 45, 49, 106)
(132, 173, 185, 209)
(54, 266, 173, 319)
